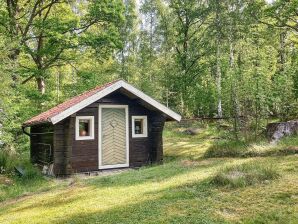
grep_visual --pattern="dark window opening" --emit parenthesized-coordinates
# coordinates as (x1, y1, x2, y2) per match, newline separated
(79, 119, 90, 136)
(134, 119, 143, 134)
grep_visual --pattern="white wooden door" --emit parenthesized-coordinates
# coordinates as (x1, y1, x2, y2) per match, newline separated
(99, 105, 129, 169)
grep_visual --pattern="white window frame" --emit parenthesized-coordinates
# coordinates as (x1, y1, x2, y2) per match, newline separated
(132, 116, 148, 138)
(75, 116, 94, 140)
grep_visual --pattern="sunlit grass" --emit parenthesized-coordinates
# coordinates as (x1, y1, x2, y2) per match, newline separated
(0, 125, 297, 223)
(163, 124, 217, 160)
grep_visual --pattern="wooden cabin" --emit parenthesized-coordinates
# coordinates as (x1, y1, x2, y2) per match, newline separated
(22, 80, 181, 176)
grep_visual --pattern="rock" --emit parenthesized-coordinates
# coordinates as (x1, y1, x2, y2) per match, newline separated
(183, 128, 201, 135)
(267, 120, 298, 143)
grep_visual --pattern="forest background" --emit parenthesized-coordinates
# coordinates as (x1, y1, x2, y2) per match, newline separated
(0, 0, 297, 151)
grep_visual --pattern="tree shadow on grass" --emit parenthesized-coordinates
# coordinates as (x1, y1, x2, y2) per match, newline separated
(1, 161, 228, 223)
(53, 177, 224, 224)
(52, 156, 297, 224)
(8, 187, 87, 213)
(0, 161, 229, 224)
(86, 158, 227, 189)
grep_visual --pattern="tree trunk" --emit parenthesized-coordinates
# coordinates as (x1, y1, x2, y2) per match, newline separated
(180, 93, 185, 115)
(56, 72, 60, 102)
(215, 0, 222, 118)
(120, 49, 126, 79)
(278, 31, 286, 73)
(181, 21, 189, 115)
(6, 0, 21, 85)
(229, 40, 240, 140)
(216, 39, 222, 118)
(36, 77, 45, 94)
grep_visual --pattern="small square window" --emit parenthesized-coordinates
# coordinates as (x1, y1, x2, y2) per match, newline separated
(76, 116, 94, 140)
(132, 116, 147, 138)
(79, 119, 90, 136)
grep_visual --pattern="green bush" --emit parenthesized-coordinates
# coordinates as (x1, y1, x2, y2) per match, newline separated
(0, 150, 8, 173)
(0, 149, 15, 174)
(23, 165, 42, 180)
(15, 161, 42, 181)
(212, 162, 279, 188)
(0, 148, 41, 178)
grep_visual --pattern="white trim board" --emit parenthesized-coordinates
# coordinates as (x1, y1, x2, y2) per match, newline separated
(120, 81, 181, 121)
(98, 105, 129, 169)
(50, 80, 181, 124)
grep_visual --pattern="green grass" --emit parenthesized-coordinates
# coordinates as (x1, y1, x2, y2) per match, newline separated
(204, 135, 298, 158)
(0, 160, 61, 202)
(204, 140, 248, 158)
(0, 125, 297, 223)
(212, 162, 279, 188)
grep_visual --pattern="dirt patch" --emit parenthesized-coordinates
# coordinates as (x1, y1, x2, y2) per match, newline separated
(224, 171, 245, 180)
(180, 160, 200, 167)
(0, 175, 13, 186)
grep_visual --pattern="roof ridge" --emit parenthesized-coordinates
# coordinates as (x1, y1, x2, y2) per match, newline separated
(57, 79, 122, 105)
(74, 79, 122, 97)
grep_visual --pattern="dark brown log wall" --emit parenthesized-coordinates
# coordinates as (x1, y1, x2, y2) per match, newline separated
(71, 105, 99, 172)
(53, 116, 75, 175)
(30, 124, 54, 166)
(150, 113, 166, 164)
(52, 90, 166, 175)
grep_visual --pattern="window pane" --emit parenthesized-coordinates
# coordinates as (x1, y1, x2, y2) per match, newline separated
(79, 119, 90, 136)
(134, 119, 143, 134)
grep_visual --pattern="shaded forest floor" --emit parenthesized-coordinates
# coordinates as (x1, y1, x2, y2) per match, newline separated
(0, 124, 297, 223)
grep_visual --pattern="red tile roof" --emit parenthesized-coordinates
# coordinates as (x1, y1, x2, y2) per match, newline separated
(23, 80, 120, 127)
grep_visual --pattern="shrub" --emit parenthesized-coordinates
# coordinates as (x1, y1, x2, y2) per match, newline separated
(0, 149, 15, 174)
(23, 165, 42, 180)
(0, 150, 8, 173)
(212, 162, 279, 188)
(204, 136, 298, 158)
(15, 161, 42, 181)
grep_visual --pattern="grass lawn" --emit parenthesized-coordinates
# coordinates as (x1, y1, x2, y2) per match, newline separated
(0, 124, 297, 224)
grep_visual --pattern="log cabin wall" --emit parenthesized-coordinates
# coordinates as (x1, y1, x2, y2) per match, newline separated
(52, 90, 166, 175)
(149, 113, 166, 164)
(30, 124, 54, 166)
(53, 116, 75, 175)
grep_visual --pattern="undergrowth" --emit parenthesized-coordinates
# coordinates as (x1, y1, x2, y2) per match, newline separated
(204, 135, 298, 158)
(212, 161, 280, 188)
(0, 153, 47, 202)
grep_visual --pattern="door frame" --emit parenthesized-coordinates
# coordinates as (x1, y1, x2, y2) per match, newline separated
(98, 104, 129, 169)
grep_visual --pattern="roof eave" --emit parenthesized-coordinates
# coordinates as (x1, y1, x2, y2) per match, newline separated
(22, 118, 52, 127)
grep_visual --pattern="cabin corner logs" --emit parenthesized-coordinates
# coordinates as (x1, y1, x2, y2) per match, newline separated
(30, 92, 166, 176)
